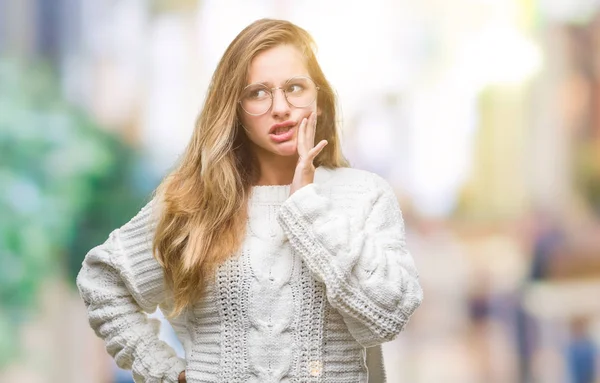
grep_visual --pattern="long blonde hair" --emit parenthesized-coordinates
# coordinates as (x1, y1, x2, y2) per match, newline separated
(153, 18, 349, 317)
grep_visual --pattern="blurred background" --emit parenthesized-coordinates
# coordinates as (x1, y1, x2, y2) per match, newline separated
(1, 0, 600, 382)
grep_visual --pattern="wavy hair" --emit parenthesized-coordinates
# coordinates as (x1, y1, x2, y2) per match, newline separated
(153, 18, 349, 317)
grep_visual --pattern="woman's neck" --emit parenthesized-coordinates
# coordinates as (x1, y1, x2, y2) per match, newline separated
(253, 151, 298, 186)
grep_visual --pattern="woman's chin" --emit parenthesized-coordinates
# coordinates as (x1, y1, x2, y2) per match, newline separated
(272, 141, 297, 157)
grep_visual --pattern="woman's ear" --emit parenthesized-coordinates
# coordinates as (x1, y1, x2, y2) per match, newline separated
(317, 106, 323, 116)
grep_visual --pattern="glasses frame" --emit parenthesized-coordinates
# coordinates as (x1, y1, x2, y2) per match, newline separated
(238, 75, 320, 116)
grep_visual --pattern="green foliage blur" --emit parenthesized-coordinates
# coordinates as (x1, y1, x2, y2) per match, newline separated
(0, 58, 152, 367)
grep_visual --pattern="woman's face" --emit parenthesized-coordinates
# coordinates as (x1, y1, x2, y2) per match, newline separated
(239, 44, 319, 159)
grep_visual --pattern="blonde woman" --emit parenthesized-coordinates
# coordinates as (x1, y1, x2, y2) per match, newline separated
(77, 18, 423, 383)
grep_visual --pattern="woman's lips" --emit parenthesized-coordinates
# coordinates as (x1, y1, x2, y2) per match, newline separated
(269, 120, 296, 143)
(269, 120, 296, 133)
(269, 125, 295, 143)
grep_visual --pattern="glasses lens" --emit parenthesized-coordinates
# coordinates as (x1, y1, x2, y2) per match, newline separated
(240, 84, 272, 115)
(285, 77, 318, 108)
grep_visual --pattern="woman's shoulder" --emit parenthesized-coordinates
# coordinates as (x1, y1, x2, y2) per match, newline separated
(116, 196, 163, 245)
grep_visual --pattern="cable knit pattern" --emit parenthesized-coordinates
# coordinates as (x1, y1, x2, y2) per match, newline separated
(76, 167, 422, 383)
(244, 185, 296, 382)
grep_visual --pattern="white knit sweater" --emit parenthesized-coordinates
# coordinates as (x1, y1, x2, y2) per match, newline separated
(76, 167, 423, 383)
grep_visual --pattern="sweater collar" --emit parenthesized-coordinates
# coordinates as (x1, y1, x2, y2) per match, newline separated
(248, 166, 332, 204)
(249, 184, 291, 204)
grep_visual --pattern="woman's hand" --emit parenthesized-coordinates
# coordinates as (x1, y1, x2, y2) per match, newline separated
(178, 371, 186, 383)
(290, 112, 327, 196)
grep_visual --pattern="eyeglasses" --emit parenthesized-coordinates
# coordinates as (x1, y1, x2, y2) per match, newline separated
(239, 76, 320, 116)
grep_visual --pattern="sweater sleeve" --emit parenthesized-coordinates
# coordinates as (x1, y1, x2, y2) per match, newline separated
(76, 201, 185, 383)
(277, 174, 423, 347)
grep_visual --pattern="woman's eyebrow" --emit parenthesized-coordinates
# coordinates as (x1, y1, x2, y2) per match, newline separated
(247, 77, 299, 87)
(247, 80, 275, 87)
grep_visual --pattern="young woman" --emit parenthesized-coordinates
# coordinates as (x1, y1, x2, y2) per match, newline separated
(77, 18, 423, 383)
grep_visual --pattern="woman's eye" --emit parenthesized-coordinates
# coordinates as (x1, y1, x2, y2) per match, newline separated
(248, 89, 269, 99)
(286, 84, 304, 93)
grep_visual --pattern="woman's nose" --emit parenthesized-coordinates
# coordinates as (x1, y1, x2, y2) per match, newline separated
(271, 89, 291, 118)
